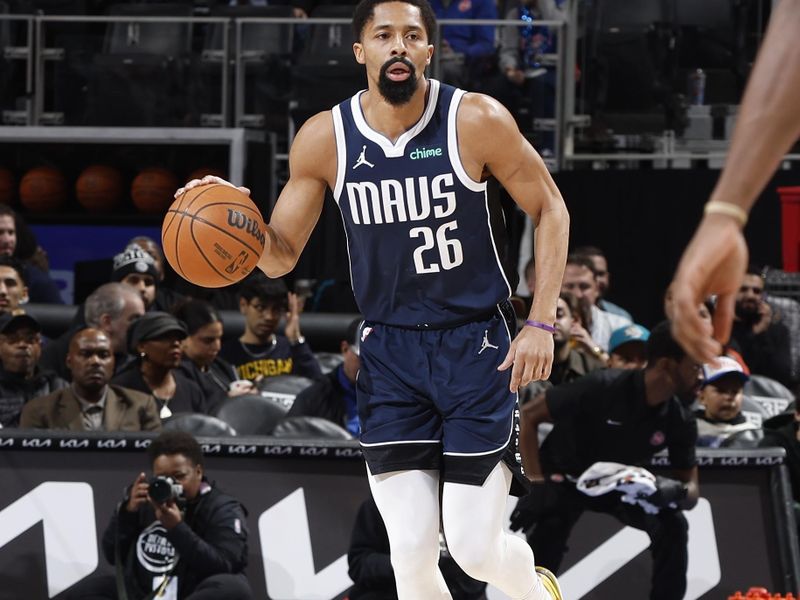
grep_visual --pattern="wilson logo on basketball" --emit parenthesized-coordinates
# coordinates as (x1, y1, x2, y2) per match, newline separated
(227, 209, 266, 247)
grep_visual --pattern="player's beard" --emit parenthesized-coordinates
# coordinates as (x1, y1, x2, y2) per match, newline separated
(378, 57, 418, 106)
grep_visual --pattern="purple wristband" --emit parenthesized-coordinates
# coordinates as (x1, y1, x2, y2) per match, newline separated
(525, 320, 556, 334)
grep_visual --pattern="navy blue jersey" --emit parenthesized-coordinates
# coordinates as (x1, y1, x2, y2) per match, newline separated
(331, 79, 512, 328)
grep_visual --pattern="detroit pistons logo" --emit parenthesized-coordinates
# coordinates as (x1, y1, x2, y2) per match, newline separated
(136, 521, 180, 573)
(227, 209, 266, 247)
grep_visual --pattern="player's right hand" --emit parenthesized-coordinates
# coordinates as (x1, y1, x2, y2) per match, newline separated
(668, 213, 748, 365)
(125, 472, 149, 513)
(174, 175, 250, 198)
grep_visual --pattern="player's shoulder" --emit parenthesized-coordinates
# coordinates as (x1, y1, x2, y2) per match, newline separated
(289, 110, 337, 171)
(457, 91, 515, 126)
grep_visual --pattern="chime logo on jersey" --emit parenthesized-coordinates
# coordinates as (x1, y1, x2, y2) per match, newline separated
(136, 521, 180, 573)
(344, 173, 457, 225)
(409, 146, 442, 160)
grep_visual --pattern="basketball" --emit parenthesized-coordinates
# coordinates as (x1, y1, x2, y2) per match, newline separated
(162, 183, 267, 288)
(76, 164, 124, 212)
(131, 167, 179, 214)
(19, 166, 67, 212)
(0, 167, 14, 204)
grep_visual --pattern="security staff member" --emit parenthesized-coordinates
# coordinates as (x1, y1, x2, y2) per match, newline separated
(514, 321, 701, 600)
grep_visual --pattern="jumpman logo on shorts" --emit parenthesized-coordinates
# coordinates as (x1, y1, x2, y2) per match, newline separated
(353, 145, 375, 169)
(478, 329, 499, 354)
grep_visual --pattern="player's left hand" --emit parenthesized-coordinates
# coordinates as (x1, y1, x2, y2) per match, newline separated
(151, 498, 182, 530)
(174, 175, 250, 198)
(498, 325, 554, 392)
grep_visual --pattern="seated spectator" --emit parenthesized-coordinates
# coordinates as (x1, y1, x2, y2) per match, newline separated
(20, 328, 161, 431)
(111, 244, 159, 312)
(0, 256, 29, 315)
(63, 431, 252, 600)
(40, 282, 145, 380)
(221, 273, 322, 383)
(174, 299, 251, 410)
(607, 324, 649, 370)
(0, 313, 66, 427)
(561, 254, 630, 352)
(348, 495, 487, 600)
(0, 205, 63, 304)
(695, 356, 761, 448)
(289, 317, 362, 435)
(112, 312, 207, 418)
(729, 266, 793, 387)
(574, 246, 633, 321)
(128, 235, 185, 312)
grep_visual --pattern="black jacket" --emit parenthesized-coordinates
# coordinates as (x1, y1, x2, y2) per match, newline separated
(111, 361, 208, 415)
(0, 365, 67, 427)
(102, 483, 249, 599)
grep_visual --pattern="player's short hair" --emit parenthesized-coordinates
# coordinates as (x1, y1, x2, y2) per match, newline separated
(148, 431, 203, 467)
(646, 321, 686, 364)
(0, 256, 27, 286)
(352, 0, 437, 42)
(238, 272, 289, 307)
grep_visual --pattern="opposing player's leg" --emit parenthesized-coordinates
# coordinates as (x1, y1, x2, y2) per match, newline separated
(367, 467, 452, 599)
(442, 462, 559, 600)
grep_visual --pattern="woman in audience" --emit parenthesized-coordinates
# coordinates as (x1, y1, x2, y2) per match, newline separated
(173, 299, 254, 410)
(112, 311, 206, 418)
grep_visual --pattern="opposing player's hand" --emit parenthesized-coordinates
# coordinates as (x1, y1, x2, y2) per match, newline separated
(668, 214, 748, 364)
(174, 175, 250, 198)
(498, 326, 554, 393)
(125, 472, 149, 513)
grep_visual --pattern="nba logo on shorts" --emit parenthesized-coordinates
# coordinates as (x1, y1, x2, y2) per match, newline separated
(650, 431, 665, 446)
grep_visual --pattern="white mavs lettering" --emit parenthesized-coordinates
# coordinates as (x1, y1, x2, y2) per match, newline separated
(345, 174, 456, 225)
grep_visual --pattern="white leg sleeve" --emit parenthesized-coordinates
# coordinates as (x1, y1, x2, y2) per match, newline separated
(367, 467, 452, 600)
(442, 462, 551, 600)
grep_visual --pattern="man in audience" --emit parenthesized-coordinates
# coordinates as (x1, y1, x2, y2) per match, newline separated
(128, 235, 185, 312)
(607, 324, 650, 370)
(574, 245, 633, 321)
(291, 317, 362, 435)
(0, 256, 29, 315)
(561, 254, 630, 351)
(0, 205, 63, 304)
(730, 266, 793, 387)
(695, 356, 762, 448)
(221, 273, 322, 382)
(515, 321, 700, 600)
(111, 244, 159, 311)
(40, 282, 145, 380)
(20, 328, 161, 431)
(64, 431, 252, 600)
(760, 403, 800, 535)
(0, 312, 66, 427)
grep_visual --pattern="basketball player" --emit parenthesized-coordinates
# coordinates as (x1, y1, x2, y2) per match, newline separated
(669, 0, 800, 364)
(178, 0, 569, 597)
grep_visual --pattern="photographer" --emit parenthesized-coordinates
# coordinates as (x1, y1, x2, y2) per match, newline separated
(65, 432, 252, 600)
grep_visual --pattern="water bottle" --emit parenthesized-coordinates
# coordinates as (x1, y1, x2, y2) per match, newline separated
(688, 69, 706, 105)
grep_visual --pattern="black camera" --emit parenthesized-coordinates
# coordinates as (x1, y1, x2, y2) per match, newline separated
(148, 476, 184, 503)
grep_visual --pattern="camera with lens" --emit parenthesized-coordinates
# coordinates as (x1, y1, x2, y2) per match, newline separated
(148, 476, 184, 503)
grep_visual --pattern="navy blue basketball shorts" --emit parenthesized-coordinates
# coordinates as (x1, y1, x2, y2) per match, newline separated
(357, 302, 529, 497)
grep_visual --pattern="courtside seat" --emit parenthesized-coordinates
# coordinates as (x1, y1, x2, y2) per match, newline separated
(162, 412, 238, 437)
(271, 415, 354, 440)
(213, 394, 290, 436)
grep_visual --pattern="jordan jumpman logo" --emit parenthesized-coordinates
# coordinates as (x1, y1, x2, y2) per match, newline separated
(353, 145, 375, 169)
(478, 329, 500, 354)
